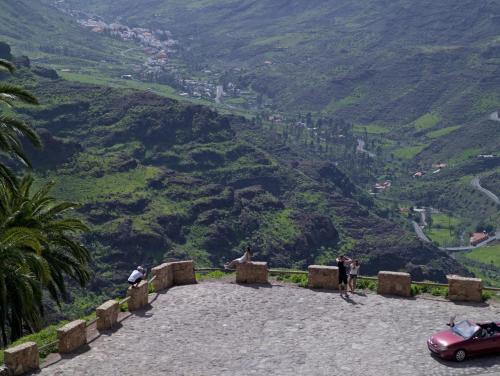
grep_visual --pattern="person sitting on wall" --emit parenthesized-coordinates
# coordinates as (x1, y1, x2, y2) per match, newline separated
(128, 266, 146, 287)
(224, 246, 253, 269)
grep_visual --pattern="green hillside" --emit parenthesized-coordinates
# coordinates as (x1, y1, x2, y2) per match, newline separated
(65, 0, 500, 124)
(2, 63, 467, 303)
(1, 1, 498, 319)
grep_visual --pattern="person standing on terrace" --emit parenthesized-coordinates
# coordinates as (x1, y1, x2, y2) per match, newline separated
(224, 246, 253, 269)
(336, 255, 352, 297)
(348, 259, 361, 293)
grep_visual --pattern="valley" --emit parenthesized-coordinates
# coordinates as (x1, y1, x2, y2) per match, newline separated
(0, 0, 499, 324)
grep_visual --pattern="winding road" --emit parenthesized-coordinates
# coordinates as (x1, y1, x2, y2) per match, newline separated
(412, 220, 431, 243)
(471, 176, 500, 204)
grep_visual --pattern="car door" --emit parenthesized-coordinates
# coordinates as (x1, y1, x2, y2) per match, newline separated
(468, 332, 498, 355)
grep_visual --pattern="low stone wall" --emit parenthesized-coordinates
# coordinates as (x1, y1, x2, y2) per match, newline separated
(170, 261, 196, 285)
(151, 263, 174, 291)
(127, 280, 149, 311)
(57, 320, 87, 354)
(308, 265, 339, 290)
(4, 342, 39, 376)
(97, 300, 120, 331)
(447, 275, 483, 302)
(377, 271, 411, 297)
(236, 262, 268, 284)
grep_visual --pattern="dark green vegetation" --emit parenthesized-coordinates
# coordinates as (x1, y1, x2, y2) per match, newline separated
(67, 0, 500, 120)
(61, 0, 500, 239)
(0, 0, 497, 325)
(0, 58, 91, 346)
(1, 59, 469, 313)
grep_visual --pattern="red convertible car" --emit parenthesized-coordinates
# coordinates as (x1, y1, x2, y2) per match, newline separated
(428, 318, 500, 361)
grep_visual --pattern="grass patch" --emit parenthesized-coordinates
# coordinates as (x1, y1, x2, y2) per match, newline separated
(413, 112, 441, 130)
(49, 166, 161, 201)
(426, 125, 461, 139)
(393, 144, 427, 159)
(465, 243, 500, 268)
(424, 213, 461, 246)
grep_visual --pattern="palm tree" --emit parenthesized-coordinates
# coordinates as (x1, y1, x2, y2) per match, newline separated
(0, 176, 91, 343)
(0, 57, 90, 344)
(0, 231, 47, 344)
(0, 59, 41, 188)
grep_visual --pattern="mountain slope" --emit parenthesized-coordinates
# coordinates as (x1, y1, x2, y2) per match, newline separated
(65, 0, 500, 125)
(3, 64, 466, 293)
(0, 0, 142, 75)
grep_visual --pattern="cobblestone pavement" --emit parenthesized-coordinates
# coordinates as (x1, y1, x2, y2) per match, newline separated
(39, 281, 500, 376)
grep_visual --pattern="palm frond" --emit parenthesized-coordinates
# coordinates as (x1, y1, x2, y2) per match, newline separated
(0, 59, 15, 74)
(0, 115, 42, 149)
(0, 84, 39, 105)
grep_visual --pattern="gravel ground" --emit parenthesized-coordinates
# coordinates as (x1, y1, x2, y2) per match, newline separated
(39, 281, 500, 376)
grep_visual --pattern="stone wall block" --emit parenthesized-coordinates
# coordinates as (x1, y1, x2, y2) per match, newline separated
(236, 262, 268, 284)
(127, 280, 149, 311)
(151, 263, 174, 291)
(57, 320, 87, 354)
(169, 260, 196, 285)
(447, 275, 483, 302)
(377, 271, 411, 297)
(96, 300, 120, 331)
(308, 265, 339, 290)
(4, 342, 39, 375)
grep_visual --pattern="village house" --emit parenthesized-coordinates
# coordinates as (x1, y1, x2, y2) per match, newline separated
(374, 181, 391, 191)
(469, 232, 489, 246)
(431, 163, 447, 169)
(269, 114, 284, 123)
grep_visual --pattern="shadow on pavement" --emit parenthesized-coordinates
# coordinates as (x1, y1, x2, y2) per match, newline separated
(430, 352, 500, 369)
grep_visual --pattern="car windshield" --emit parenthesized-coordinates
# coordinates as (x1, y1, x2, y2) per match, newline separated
(452, 320, 478, 339)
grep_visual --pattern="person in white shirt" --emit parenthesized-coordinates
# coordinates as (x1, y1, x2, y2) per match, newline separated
(348, 260, 360, 293)
(128, 266, 146, 287)
(224, 246, 252, 269)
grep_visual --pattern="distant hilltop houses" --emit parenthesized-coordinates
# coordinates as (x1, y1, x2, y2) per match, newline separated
(78, 18, 177, 68)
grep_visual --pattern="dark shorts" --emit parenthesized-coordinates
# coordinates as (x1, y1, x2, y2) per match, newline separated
(349, 274, 358, 278)
(128, 277, 142, 285)
(339, 274, 348, 285)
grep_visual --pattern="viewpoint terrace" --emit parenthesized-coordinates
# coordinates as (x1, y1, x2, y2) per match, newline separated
(30, 270, 500, 376)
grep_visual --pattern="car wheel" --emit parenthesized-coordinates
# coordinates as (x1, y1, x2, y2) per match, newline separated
(454, 349, 466, 362)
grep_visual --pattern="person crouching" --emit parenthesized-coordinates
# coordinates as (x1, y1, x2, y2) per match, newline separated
(128, 266, 146, 287)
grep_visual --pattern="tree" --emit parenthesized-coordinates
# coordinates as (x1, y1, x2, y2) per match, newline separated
(0, 56, 89, 344)
(0, 176, 91, 343)
(0, 59, 41, 188)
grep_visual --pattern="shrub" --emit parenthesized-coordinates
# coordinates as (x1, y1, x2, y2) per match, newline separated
(196, 270, 230, 281)
(275, 273, 308, 287)
(481, 291, 493, 301)
(357, 279, 377, 291)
